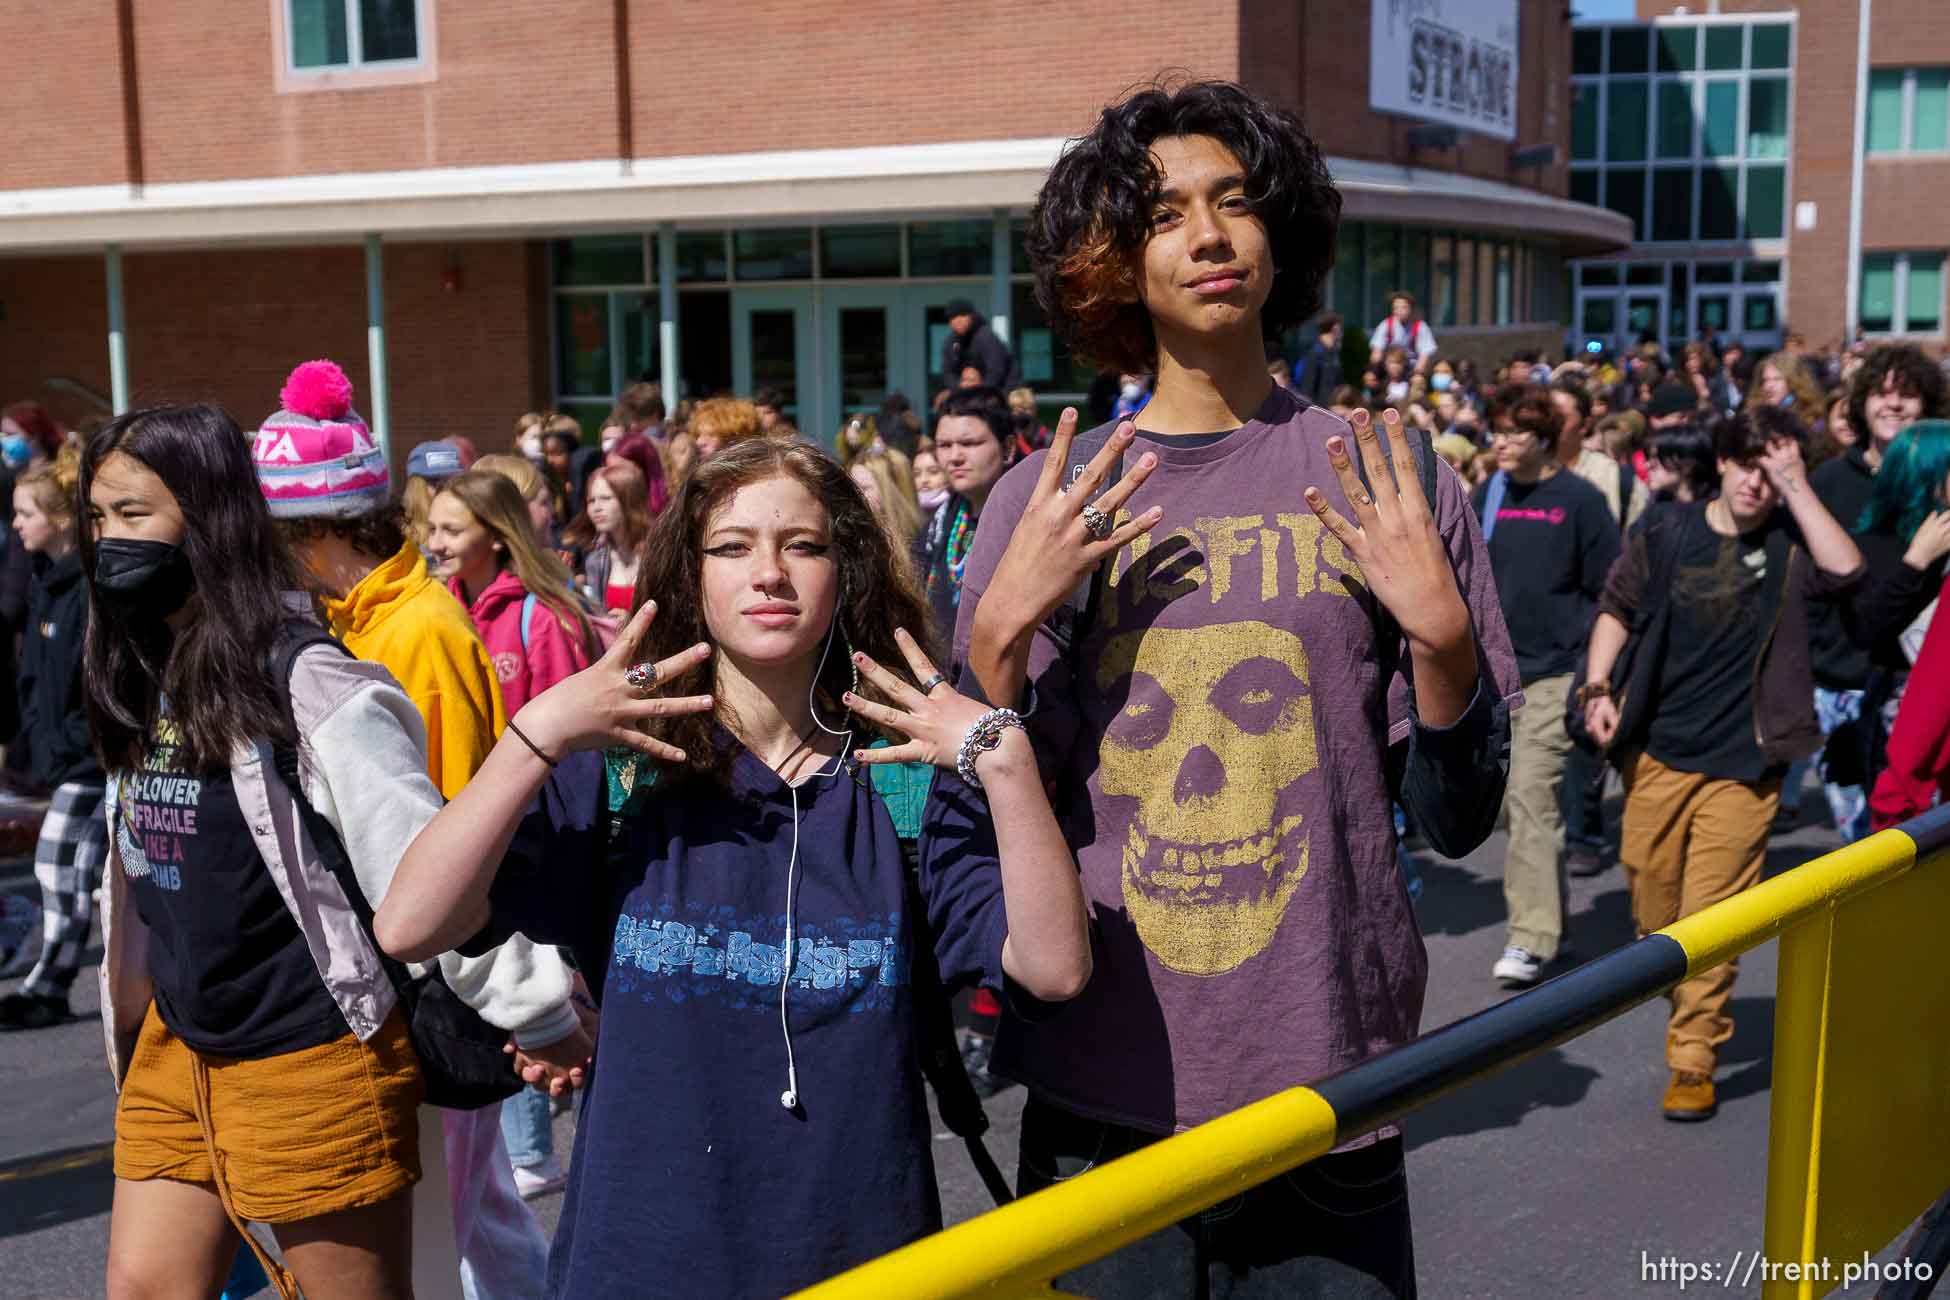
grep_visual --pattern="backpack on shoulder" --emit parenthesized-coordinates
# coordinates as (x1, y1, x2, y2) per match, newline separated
(601, 746, 1014, 1208)
(265, 622, 521, 1110)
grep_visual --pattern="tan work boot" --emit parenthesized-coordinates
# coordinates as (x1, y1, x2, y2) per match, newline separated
(1662, 1070, 1717, 1122)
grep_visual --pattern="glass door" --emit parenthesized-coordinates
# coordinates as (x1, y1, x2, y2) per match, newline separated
(1623, 290, 1666, 351)
(732, 288, 816, 431)
(818, 284, 926, 444)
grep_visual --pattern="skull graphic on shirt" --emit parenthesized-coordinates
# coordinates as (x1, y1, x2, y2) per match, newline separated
(1096, 620, 1317, 976)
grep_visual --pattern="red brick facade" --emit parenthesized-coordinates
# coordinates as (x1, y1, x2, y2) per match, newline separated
(1636, 0, 1950, 344)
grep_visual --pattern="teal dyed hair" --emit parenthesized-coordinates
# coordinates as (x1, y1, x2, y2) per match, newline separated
(1857, 419, 1950, 540)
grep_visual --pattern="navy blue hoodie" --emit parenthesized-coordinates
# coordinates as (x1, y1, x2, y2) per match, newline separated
(466, 739, 1016, 1297)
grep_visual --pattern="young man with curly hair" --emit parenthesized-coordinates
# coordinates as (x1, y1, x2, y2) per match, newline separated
(948, 80, 1524, 1297)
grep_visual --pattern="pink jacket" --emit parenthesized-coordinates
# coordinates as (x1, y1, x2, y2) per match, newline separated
(1870, 576, 1950, 831)
(451, 570, 592, 715)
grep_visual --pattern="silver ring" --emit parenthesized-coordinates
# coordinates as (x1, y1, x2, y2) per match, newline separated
(1079, 503, 1114, 540)
(625, 661, 660, 694)
(918, 673, 947, 694)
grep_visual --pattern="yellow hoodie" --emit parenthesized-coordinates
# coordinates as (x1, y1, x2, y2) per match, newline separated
(324, 540, 507, 798)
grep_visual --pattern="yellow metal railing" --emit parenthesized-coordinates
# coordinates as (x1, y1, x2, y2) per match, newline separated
(796, 811, 1950, 1299)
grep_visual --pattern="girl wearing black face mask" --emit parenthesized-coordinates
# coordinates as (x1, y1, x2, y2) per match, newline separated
(81, 405, 448, 1299)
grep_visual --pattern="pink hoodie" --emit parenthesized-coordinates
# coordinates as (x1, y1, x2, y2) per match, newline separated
(452, 569, 591, 715)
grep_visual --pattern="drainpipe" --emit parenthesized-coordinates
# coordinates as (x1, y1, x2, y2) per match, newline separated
(659, 221, 679, 402)
(365, 234, 392, 463)
(613, 0, 634, 174)
(106, 245, 130, 415)
(1843, 0, 1871, 336)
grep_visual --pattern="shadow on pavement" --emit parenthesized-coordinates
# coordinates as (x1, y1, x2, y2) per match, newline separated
(1412, 857, 1507, 938)
(1401, 1047, 1602, 1152)
(0, 1142, 115, 1239)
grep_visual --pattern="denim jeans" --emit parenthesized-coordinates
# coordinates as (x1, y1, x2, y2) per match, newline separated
(499, 1086, 553, 1169)
(1560, 736, 1607, 851)
(1017, 1098, 1416, 1299)
(1812, 687, 1870, 844)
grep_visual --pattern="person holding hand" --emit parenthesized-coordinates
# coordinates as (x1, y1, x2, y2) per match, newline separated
(373, 436, 1091, 1298)
(956, 80, 1522, 1298)
(1582, 409, 1861, 1122)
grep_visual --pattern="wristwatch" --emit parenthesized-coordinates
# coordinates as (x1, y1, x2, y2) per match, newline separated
(1576, 681, 1611, 707)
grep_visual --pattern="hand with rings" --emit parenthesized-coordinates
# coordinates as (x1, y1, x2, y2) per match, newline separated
(977, 409, 1167, 635)
(507, 599, 716, 764)
(845, 629, 1003, 772)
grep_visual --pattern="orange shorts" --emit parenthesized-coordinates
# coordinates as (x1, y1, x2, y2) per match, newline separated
(113, 1002, 423, 1224)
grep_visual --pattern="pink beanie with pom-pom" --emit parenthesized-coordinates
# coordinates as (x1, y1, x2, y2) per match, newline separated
(252, 359, 390, 517)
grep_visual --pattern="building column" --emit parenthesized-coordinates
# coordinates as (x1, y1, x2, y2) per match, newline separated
(989, 208, 1012, 347)
(658, 221, 680, 403)
(364, 233, 391, 462)
(105, 244, 130, 414)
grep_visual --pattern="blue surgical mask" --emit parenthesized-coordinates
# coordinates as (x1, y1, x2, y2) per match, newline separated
(1431, 373, 1454, 392)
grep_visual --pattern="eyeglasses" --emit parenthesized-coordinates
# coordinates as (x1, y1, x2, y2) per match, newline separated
(1489, 428, 1537, 444)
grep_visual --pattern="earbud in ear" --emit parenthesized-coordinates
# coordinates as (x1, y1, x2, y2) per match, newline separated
(780, 1089, 797, 1110)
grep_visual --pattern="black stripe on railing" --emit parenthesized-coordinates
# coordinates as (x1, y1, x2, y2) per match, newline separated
(1314, 934, 1690, 1140)
(1904, 804, 1950, 858)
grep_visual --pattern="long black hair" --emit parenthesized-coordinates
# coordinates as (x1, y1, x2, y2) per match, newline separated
(81, 404, 309, 772)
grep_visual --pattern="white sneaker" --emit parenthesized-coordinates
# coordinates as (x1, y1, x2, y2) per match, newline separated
(512, 1156, 567, 1200)
(1492, 945, 1545, 987)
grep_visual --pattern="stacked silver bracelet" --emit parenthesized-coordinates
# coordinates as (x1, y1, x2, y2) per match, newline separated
(956, 708, 1025, 789)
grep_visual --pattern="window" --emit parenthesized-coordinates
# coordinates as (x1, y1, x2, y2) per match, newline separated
(1610, 27, 1650, 75)
(1607, 81, 1649, 161)
(819, 225, 901, 279)
(675, 231, 730, 283)
(1572, 84, 1601, 161)
(1652, 169, 1693, 242)
(288, 0, 420, 71)
(1868, 68, 1950, 154)
(1657, 26, 1696, 73)
(553, 236, 646, 288)
(1699, 165, 1739, 239)
(908, 220, 992, 277)
(1745, 166, 1786, 239)
(1656, 82, 1694, 159)
(1703, 81, 1740, 158)
(1750, 25, 1791, 71)
(732, 228, 813, 281)
(1703, 25, 1742, 72)
(1861, 252, 1947, 334)
(1574, 28, 1603, 76)
(1606, 168, 1646, 240)
(1747, 80, 1789, 158)
(1431, 235, 1456, 327)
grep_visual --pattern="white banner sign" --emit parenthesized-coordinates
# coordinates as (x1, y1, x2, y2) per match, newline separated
(1371, 0, 1520, 142)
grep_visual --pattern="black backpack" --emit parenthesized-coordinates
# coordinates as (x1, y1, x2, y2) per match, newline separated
(265, 623, 521, 1110)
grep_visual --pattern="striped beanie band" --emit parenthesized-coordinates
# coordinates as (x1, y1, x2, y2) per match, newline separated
(252, 359, 390, 518)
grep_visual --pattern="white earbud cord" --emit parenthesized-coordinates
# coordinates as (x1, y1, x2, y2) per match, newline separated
(779, 600, 854, 1112)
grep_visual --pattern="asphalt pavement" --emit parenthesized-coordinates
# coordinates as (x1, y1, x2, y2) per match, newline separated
(0, 785, 1929, 1298)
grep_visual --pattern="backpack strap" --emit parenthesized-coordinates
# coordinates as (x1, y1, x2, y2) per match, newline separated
(519, 592, 537, 656)
(1480, 470, 1509, 542)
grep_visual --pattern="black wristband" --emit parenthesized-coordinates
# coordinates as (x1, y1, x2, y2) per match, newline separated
(506, 719, 559, 768)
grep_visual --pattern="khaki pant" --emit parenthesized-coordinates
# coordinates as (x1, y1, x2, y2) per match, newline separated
(1620, 750, 1780, 1074)
(1502, 673, 1574, 960)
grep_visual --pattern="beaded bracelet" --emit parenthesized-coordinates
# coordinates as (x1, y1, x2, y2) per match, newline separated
(956, 708, 1025, 789)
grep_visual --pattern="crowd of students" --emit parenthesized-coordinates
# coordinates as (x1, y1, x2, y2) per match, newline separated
(0, 75, 1947, 1299)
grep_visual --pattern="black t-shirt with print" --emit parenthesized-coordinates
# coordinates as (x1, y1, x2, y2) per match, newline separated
(119, 719, 343, 1058)
(1645, 508, 1782, 783)
(1470, 470, 1621, 683)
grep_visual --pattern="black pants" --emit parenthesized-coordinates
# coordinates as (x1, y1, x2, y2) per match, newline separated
(1562, 736, 1607, 851)
(1017, 1098, 1417, 1299)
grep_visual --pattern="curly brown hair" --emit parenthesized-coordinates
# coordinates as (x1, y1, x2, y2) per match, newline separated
(629, 436, 932, 783)
(1026, 79, 1341, 374)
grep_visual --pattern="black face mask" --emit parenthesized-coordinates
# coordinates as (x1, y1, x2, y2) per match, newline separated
(94, 538, 195, 620)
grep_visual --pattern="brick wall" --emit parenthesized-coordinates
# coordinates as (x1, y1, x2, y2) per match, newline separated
(0, 240, 536, 469)
(0, 5, 128, 190)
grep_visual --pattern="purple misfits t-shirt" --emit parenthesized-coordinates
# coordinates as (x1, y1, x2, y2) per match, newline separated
(952, 386, 1523, 1135)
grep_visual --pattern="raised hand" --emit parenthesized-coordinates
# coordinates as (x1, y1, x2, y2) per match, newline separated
(846, 629, 1011, 772)
(512, 598, 715, 763)
(976, 408, 1165, 636)
(1757, 434, 1809, 495)
(1303, 407, 1469, 652)
(1904, 510, 1950, 570)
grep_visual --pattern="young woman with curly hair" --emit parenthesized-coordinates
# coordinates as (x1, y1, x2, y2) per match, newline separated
(375, 436, 1090, 1296)
(960, 78, 1524, 1298)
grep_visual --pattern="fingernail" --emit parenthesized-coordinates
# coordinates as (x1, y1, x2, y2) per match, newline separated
(1305, 487, 1322, 502)
(646, 600, 656, 612)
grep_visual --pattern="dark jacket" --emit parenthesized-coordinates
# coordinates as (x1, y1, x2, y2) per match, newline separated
(0, 497, 27, 745)
(912, 496, 973, 670)
(1807, 445, 1877, 689)
(1842, 533, 1945, 674)
(940, 317, 1019, 392)
(16, 550, 101, 788)
(1599, 502, 1865, 767)
(1297, 339, 1342, 406)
